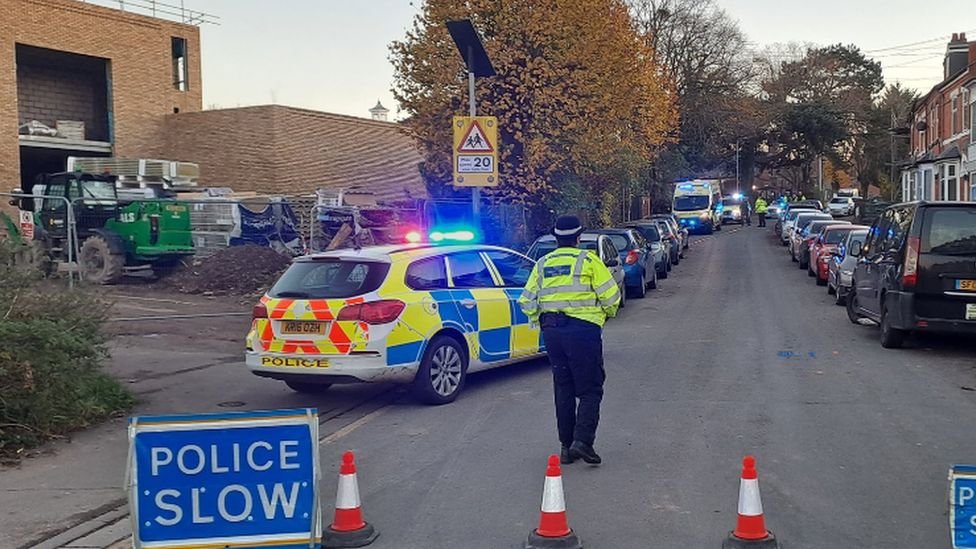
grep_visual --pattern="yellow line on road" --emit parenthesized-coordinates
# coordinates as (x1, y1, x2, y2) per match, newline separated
(320, 407, 389, 445)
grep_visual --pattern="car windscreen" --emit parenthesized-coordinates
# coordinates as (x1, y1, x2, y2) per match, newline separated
(830, 198, 848, 204)
(823, 228, 852, 244)
(674, 195, 710, 211)
(922, 208, 976, 255)
(268, 260, 389, 299)
(630, 225, 660, 242)
(797, 215, 830, 230)
(600, 234, 631, 252)
(528, 240, 557, 260)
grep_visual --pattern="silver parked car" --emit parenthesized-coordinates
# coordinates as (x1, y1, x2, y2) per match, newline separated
(827, 196, 855, 217)
(826, 228, 869, 305)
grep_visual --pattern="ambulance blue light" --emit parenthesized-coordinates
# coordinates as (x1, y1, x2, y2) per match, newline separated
(732, 192, 743, 200)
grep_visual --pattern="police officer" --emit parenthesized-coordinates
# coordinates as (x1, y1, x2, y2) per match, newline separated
(755, 196, 768, 227)
(519, 216, 621, 465)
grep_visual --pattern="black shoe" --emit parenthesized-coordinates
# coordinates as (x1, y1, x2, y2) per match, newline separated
(560, 446, 575, 464)
(569, 441, 601, 464)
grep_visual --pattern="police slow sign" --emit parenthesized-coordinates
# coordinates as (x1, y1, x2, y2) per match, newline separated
(128, 409, 320, 548)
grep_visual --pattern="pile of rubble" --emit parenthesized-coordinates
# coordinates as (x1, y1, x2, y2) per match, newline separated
(167, 245, 293, 296)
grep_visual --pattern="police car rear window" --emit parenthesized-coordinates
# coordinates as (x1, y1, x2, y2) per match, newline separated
(269, 260, 389, 299)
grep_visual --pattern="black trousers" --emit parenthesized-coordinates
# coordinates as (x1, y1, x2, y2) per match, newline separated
(758, 213, 766, 227)
(541, 314, 605, 447)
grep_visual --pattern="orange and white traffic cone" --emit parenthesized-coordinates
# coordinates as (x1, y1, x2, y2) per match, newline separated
(723, 456, 780, 548)
(323, 451, 379, 548)
(525, 455, 582, 549)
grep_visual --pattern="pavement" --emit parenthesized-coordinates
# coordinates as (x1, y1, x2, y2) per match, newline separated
(4, 224, 976, 548)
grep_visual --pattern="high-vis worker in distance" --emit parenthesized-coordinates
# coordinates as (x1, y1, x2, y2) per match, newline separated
(519, 215, 620, 465)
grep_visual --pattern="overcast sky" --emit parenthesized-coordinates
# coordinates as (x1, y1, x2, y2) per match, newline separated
(177, 0, 974, 119)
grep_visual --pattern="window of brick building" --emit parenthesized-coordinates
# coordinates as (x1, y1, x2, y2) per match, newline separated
(952, 96, 959, 135)
(965, 89, 972, 131)
(172, 37, 188, 91)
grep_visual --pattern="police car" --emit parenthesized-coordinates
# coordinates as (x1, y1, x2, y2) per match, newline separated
(245, 241, 544, 404)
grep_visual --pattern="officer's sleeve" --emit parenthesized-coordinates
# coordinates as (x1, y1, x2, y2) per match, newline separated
(588, 254, 620, 319)
(518, 261, 542, 324)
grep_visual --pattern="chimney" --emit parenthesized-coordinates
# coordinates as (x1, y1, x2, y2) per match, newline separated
(944, 32, 970, 80)
(368, 100, 390, 122)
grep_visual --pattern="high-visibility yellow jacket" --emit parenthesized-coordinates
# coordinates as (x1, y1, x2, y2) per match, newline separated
(755, 198, 768, 214)
(518, 247, 620, 327)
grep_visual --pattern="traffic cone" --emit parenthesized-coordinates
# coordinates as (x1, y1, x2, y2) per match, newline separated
(525, 455, 582, 549)
(322, 451, 379, 548)
(723, 456, 780, 548)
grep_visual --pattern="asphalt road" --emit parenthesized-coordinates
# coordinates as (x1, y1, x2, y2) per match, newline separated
(7, 223, 976, 548)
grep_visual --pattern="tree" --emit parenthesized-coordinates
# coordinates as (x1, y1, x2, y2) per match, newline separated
(630, 0, 758, 174)
(390, 0, 677, 218)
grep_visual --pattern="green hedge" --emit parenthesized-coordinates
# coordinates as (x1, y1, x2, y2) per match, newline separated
(0, 246, 132, 459)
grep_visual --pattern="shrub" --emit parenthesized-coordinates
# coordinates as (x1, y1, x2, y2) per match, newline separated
(0, 245, 132, 459)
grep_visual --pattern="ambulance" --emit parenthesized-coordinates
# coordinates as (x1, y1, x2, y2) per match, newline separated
(672, 180, 723, 234)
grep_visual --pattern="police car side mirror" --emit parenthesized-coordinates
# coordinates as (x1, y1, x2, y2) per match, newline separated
(604, 257, 619, 267)
(849, 241, 862, 257)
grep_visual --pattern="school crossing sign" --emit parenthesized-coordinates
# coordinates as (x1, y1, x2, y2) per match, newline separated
(127, 409, 320, 548)
(453, 115, 498, 187)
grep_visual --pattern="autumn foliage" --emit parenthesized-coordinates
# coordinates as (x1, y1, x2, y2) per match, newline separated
(390, 0, 677, 216)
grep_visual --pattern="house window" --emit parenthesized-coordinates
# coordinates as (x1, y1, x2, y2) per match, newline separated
(966, 89, 973, 131)
(952, 96, 959, 135)
(171, 37, 188, 91)
(942, 164, 959, 201)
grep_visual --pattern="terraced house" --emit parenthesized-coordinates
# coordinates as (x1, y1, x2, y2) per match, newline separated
(902, 33, 976, 202)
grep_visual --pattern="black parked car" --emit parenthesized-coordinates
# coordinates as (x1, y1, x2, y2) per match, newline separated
(846, 202, 976, 348)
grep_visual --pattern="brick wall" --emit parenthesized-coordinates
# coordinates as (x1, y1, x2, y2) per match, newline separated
(0, 0, 203, 187)
(16, 55, 110, 141)
(159, 105, 427, 203)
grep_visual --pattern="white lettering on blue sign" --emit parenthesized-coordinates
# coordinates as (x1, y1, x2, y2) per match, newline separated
(128, 410, 320, 547)
(950, 466, 976, 548)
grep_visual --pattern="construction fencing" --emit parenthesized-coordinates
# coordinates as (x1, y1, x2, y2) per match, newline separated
(0, 192, 79, 288)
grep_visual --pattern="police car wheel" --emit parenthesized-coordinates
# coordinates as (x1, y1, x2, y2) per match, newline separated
(284, 380, 332, 394)
(414, 335, 467, 405)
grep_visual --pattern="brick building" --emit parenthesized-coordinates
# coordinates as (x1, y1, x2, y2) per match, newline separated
(1, 0, 203, 190)
(901, 33, 976, 202)
(160, 105, 426, 203)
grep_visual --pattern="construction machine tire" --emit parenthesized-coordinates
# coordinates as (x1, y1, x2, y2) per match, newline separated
(80, 235, 125, 284)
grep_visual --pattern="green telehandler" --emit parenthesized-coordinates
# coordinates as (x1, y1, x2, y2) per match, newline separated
(2, 171, 195, 284)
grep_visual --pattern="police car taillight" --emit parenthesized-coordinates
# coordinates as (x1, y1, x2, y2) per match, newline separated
(337, 300, 406, 324)
(252, 303, 268, 319)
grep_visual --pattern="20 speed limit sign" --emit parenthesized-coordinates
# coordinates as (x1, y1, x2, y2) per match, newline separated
(453, 116, 498, 187)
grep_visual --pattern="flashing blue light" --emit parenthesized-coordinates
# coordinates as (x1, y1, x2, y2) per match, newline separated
(732, 192, 743, 200)
(716, 204, 725, 212)
(429, 229, 476, 243)
(689, 219, 698, 225)
(678, 184, 694, 191)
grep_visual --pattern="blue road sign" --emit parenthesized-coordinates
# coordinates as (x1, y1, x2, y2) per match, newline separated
(950, 465, 976, 548)
(127, 409, 320, 549)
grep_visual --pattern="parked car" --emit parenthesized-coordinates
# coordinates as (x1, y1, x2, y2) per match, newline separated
(827, 228, 869, 305)
(796, 220, 851, 270)
(652, 219, 682, 266)
(621, 221, 670, 280)
(827, 196, 856, 217)
(809, 224, 865, 284)
(847, 202, 976, 348)
(525, 233, 629, 305)
(588, 228, 656, 298)
(779, 205, 820, 245)
(789, 212, 833, 262)
(649, 214, 689, 251)
(721, 195, 748, 225)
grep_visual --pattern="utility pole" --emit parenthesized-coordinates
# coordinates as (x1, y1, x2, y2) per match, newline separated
(735, 139, 740, 194)
(818, 155, 823, 199)
(467, 49, 479, 217)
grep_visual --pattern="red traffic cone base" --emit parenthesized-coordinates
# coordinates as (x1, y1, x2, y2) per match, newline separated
(323, 452, 379, 549)
(723, 456, 779, 548)
(525, 455, 582, 549)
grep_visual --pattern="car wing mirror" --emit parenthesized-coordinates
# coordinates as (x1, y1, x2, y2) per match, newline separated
(848, 241, 862, 257)
(604, 257, 619, 267)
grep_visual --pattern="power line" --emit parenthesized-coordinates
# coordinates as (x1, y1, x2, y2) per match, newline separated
(864, 28, 976, 54)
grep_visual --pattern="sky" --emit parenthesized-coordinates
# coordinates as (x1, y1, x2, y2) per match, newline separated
(156, 0, 974, 118)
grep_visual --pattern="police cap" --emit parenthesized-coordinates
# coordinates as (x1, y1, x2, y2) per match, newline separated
(552, 215, 584, 238)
